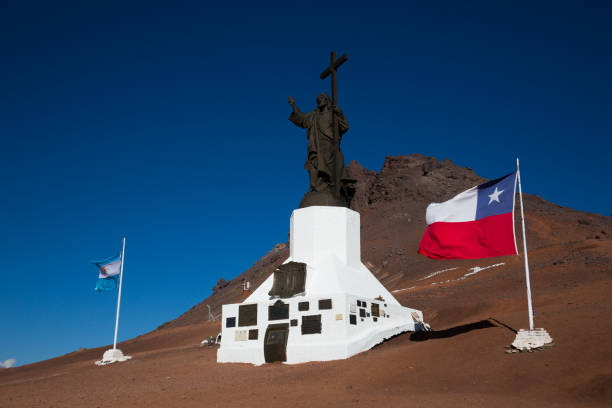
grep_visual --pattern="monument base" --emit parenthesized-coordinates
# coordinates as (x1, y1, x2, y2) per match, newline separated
(217, 206, 426, 365)
(218, 293, 422, 365)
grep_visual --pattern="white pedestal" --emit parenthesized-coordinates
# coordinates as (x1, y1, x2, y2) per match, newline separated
(95, 348, 132, 366)
(218, 207, 426, 365)
(511, 328, 553, 351)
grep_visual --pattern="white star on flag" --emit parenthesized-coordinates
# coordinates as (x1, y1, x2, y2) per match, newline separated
(488, 187, 504, 204)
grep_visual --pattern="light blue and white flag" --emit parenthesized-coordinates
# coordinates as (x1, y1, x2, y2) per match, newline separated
(92, 253, 121, 291)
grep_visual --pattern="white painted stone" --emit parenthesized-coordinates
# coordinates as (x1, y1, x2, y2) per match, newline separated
(217, 206, 426, 365)
(511, 328, 553, 350)
(95, 348, 132, 366)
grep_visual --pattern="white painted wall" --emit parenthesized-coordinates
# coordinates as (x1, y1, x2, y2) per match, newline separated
(217, 206, 424, 365)
(247, 207, 401, 305)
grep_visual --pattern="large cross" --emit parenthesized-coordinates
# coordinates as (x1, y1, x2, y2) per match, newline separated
(320, 51, 348, 106)
(319, 51, 348, 197)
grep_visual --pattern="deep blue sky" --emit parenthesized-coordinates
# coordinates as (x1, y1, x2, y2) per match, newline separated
(1, 1, 610, 366)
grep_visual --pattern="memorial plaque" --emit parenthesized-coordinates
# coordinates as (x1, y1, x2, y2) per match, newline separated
(319, 299, 332, 310)
(235, 329, 248, 341)
(239, 304, 258, 327)
(268, 262, 307, 298)
(371, 303, 379, 317)
(301, 315, 322, 334)
(268, 300, 289, 320)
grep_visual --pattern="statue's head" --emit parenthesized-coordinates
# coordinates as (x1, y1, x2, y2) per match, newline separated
(316, 93, 331, 109)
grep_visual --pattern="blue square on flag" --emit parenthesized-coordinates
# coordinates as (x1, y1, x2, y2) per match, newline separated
(475, 172, 517, 220)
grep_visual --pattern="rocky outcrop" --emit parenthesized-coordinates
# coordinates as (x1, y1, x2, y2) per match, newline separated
(159, 154, 611, 329)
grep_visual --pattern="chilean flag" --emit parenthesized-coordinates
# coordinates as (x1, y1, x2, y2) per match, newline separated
(418, 172, 518, 259)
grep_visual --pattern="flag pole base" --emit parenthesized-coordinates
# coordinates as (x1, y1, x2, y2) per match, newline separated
(95, 348, 132, 366)
(510, 328, 553, 351)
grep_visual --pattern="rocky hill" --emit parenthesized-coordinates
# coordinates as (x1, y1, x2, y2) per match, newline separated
(162, 154, 610, 329)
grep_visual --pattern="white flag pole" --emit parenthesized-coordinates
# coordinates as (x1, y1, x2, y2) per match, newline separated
(113, 236, 126, 350)
(516, 159, 535, 331)
(95, 236, 132, 365)
(509, 160, 552, 352)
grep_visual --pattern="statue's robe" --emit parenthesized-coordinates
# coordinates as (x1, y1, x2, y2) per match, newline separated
(289, 107, 349, 192)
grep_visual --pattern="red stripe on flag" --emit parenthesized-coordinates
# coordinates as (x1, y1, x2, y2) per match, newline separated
(418, 213, 517, 259)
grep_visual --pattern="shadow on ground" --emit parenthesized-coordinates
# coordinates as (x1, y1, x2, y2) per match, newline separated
(410, 319, 498, 341)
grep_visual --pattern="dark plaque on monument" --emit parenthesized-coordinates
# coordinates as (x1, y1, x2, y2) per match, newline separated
(268, 300, 290, 321)
(288, 51, 355, 208)
(238, 303, 257, 327)
(301, 314, 322, 335)
(268, 261, 307, 298)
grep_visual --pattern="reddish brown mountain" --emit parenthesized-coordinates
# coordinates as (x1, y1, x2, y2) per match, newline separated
(1, 154, 610, 408)
(165, 154, 610, 330)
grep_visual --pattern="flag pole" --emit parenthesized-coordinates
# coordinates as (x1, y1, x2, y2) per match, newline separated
(113, 236, 126, 350)
(516, 159, 535, 331)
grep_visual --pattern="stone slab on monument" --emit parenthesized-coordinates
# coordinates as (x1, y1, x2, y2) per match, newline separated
(217, 206, 426, 365)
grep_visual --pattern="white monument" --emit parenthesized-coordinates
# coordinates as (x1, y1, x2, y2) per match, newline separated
(217, 206, 427, 365)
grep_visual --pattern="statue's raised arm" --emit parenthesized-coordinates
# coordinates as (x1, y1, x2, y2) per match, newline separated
(288, 96, 313, 130)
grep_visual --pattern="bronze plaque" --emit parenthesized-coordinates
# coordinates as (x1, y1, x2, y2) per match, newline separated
(239, 304, 258, 327)
(268, 262, 307, 298)
(301, 314, 322, 335)
(268, 300, 289, 320)
(319, 299, 332, 310)
(371, 303, 380, 318)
